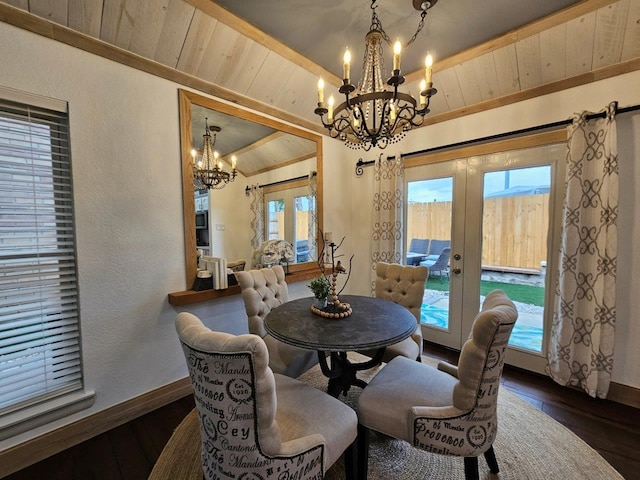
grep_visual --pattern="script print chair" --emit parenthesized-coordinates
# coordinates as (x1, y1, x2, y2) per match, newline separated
(357, 290, 518, 480)
(155, 312, 358, 480)
(367, 262, 429, 363)
(237, 265, 319, 378)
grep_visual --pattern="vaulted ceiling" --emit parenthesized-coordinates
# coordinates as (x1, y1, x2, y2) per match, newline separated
(1, 0, 639, 141)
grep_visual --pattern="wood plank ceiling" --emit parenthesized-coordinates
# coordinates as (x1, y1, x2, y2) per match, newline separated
(1, 0, 639, 138)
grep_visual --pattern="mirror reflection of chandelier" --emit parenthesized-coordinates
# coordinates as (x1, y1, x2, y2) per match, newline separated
(192, 118, 237, 190)
(314, 0, 438, 151)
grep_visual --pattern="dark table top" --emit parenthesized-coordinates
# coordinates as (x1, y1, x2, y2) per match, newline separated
(265, 294, 416, 352)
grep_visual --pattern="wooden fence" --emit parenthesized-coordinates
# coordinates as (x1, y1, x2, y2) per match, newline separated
(268, 211, 309, 240)
(407, 193, 549, 271)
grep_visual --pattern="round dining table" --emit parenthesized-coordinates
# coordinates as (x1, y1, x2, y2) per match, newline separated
(265, 294, 417, 397)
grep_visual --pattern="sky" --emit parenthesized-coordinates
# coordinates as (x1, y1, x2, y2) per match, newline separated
(407, 165, 551, 203)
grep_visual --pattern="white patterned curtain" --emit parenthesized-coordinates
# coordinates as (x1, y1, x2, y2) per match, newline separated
(307, 172, 318, 263)
(547, 102, 618, 398)
(249, 185, 265, 266)
(370, 154, 405, 293)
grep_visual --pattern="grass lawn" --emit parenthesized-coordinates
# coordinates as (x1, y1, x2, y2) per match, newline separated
(425, 277, 545, 307)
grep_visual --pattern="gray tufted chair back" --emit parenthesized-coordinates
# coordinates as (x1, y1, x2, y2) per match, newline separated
(375, 262, 428, 322)
(369, 262, 429, 362)
(237, 265, 288, 338)
(237, 265, 318, 377)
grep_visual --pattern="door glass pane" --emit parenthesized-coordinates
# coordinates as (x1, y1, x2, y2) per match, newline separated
(407, 177, 453, 331)
(482, 166, 550, 352)
(294, 195, 314, 262)
(267, 199, 284, 240)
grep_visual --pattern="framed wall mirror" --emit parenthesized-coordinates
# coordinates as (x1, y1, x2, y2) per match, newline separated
(178, 89, 323, 294)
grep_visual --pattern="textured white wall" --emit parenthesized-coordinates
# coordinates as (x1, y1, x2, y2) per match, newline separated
(0, 22, 185, 449)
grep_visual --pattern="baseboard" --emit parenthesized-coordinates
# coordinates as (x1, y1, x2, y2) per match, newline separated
(608, 381, 640, 409)
(0, 377, 193, 478)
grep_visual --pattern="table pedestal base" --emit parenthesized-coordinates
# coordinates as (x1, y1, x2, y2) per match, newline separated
(317, 349, 385, 397)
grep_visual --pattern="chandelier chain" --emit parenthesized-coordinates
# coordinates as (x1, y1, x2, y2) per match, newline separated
(370, 0, 429, 48)
(406, 9, 428, 47)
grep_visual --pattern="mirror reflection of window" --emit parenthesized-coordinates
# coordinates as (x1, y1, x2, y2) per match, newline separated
(294, 196, 314, 263)
(267, 199, 285, 240)
(264, 185, 316, 264)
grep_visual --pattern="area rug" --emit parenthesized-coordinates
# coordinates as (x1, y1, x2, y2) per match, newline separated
(297, 354, 623, 480)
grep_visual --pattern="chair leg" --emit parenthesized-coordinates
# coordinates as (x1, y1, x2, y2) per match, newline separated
(463, 456, 479, 480)
(483, 445, 499, 474)
(344, 437, 358, 480)
(356, 424, 370, 480)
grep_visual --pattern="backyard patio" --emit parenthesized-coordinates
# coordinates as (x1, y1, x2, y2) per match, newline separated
(421, 271, 546, 352)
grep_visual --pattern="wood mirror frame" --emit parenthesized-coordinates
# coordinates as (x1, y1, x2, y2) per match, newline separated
(169, 89, 323, 305)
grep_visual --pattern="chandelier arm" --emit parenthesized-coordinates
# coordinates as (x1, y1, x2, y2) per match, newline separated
(317, 90, 435, 149)
(339, 96, 384, 142)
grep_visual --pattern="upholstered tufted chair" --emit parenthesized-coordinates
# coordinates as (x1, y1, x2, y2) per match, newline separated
(369, 262, 429, 362)
(149, 312, 358, 480)
(237, 265, 319, 378)
(357, 290, 518, 480)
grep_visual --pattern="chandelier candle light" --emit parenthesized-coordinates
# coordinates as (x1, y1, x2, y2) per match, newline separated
(315, 0, 437, 151)
(192, 118, 238, 190)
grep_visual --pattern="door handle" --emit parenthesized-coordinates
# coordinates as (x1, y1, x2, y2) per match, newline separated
(452, 267, 461, 274)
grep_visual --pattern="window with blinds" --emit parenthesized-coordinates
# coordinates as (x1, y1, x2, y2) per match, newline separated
(0, 93, 82, 416)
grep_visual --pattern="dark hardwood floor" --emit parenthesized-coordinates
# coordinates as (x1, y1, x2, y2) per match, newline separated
(4, 342, 639, 480)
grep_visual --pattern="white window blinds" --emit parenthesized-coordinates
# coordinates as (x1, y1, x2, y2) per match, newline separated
(0, 92, 82, 415)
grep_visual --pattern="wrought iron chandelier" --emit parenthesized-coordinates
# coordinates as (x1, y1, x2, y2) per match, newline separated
(314, 0, 438, 151)
(192, 118, 237, 190)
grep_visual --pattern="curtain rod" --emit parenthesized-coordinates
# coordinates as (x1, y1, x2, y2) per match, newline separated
(355, 102, 640, 176)
(245, 171, 316, 196)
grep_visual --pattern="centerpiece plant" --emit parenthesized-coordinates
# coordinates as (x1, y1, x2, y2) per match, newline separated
(308, 274, 331, 308)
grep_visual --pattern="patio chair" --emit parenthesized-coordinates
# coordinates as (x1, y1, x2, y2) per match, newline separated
(427, 239, 450, 257)
(406, 238, 430, 265)
(421, 247, 451, 281)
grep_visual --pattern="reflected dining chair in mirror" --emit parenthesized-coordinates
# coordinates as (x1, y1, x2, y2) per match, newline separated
(150, 312, 358, 480)
(362, 262, 429, 363)
(237, 265, 319, 377)
(356, 290, 518, 480)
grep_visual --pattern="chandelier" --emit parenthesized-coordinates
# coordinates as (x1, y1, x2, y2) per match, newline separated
(192, 118, 237, 190)
(314, 0, 437, 151)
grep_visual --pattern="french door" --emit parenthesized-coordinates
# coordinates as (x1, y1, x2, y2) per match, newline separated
(264, 184, 315, 264)
(404, 138, 566, 373)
